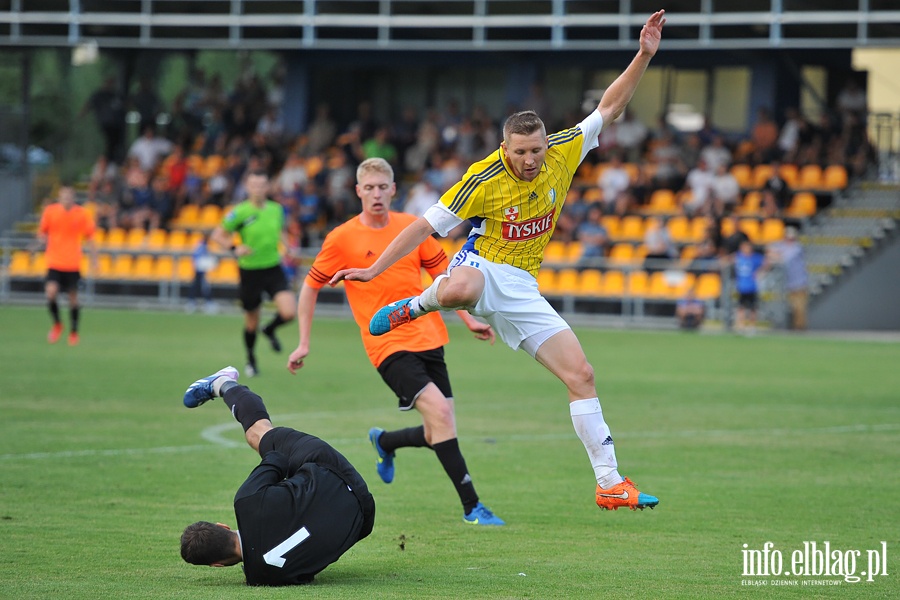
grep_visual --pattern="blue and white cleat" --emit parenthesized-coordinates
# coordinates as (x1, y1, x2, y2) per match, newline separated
(463, 502, 505, 526)
(369, 297, 418, 336)
(183, 366, 239, 408)
(368, 427, 395, 483)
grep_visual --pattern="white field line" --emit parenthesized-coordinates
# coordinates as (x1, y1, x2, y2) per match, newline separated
(2, 420, 899, 462)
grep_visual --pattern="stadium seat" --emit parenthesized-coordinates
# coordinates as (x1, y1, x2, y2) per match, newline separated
(154, 255, 175, 280)
(752, 164, 774, 188)
(760, 218, 785, 243)
(645, 189, 677, 214)
(95, 254, 113, 278)
(104, 227, 127, 248)
(111, 254, 134, 279)
(619, 215, 645, 242)
(565, 241, 584, 262)
(8, 250, 31, 276)
(786, 192, 817, 218)
(30, 252, 46, 276)
(608, 243, 636, 265)
(730, 164, 752, 188)
(649, 270, 694, 299)
(92, 228, 107, 246)
(690, 217, 711, 241)
(600, 270, 625, 296)
(199, 204, 223, 228)
(695, 272, 721, 300)
(626, 270, 649, 297)
(666, 215, 691, 243)
(738, 219, 761, 243)
(555, 269, 580, 294)
(797, 164, 823, 189)
(125, 228, 146, 248)
(779, 163, 799, 188)
(582, 187, 603, 203)
(146, 229, 168, 250)
(623, 162, 640, 183)
(174, 204, 200, 229)
(133, 255, 155, 280)
(167, 229, 189, 251)
(536, 269, 558, 293)
(209, 258, 239, 284)
(544, 240, 568, 263)
(578, 269, 603, 295)
(823, 164, 848, 190)
(600, 216, 620, 239)
(738, 191, 762, 216)
(176, 256, 194, 282)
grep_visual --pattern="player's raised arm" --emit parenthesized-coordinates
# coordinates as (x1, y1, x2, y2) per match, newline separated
(596, 9, 665, 124)
(329, 216, 436, 284)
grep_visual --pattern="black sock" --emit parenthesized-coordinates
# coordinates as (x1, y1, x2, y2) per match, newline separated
(432, 438, 479, 514)
(49, 299, 60, 323)
(263, 314, 289, 334)
(221, 384, 270, 432)
(379, 426, 428, 454)
(243, 329, 257, 363)
(70, 306, 80, 333)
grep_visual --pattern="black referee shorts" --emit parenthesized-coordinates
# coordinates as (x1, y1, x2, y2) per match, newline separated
(376, 347, 452, 411)
(239, 265, 289, 312)
(47, 269, 81, 292)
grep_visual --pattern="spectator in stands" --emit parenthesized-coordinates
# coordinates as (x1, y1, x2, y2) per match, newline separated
(699, 134, 732, 172)
(255, 104, 285, 145)
(614, 111, 648, 163)
(597, 154, 631, 214)
(188, 231, 217, 314)
(275, 153, 308, 198)
(403, 178, 440, 218)
(161, 144, 189, 216)
(688, 218, 723, 272)
(129, 76, 164, 134)
(149, 174, 174, 228)
(323, 149, 357, 224)
(681, 158, 714, 217)
(732, 239, 764, 335)
(642, 217, 677, 273)
(650, 130, 686, 190)
(362, 126, 398, 166)
(80, 75, 127, 164)
(835, 77, 867, 125)
(777, 107, 806, 163)
(710, 162, 741, 216)
(766, 226, 808, 330)
(304, 103, 338, 156)
(575, 203, 610, 269)
(128, 125, 173, 173)
(761, 160, 791, 218)
(404, 109, 441, 174)
(750, 107, 779, 165)
(676, 284, 706, 330)
(87, 154, 119, 204)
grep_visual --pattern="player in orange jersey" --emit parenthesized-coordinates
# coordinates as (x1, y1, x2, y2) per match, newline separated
(36, 183, 98, 345)
(287, 158, 504, 525)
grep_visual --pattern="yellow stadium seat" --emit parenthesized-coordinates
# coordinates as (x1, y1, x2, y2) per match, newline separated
(779, 163, 799, 188)
(761, 218, 786, 243)
(555, 269, 580, 294)
(544, 240, 568, 263)
(578, 269, 603, 295)
(174, 204, 200, 228)
(822, 164, 848, 190)
(730, 164, 752, 188)
(666, 216, 691, 243)
(600, 270, 625, 296)
(209, 258, 239, 284)
(104, 227, 127, 247)
(600, 216, 620, 239)
(626, 270, 649, 297)
(645, 189, 677, 214)
(649, 270, 695, 299)
(133, 255, 155, 280)
(536, 269, 558, 293)
(695, 272, 722, 300)
(146, 229, 168, 250)
(95, 254, 113, 278)
(154, 255, 175, 280)
(786, 192, 817, 218)
(111, 254, 134, 279)
(125, 228, 146, 248)
(752, 164, 774, 188)
(608, 243, 636, 265)
(797, 164, 823, 189)
(176, 256, 194, 282)
(738, 219, 761, 244)
(566, 242, 584, 262)
(690, 217, 711, 242)
(582, 187, 603, 203)
(8, 250, 31, 276)
(30, 252, 47, 276)
(738, 191, 762, 216)
(619, 216, 645, 242)
(199, 204, 223, 228)
(92, 228, 107, 246)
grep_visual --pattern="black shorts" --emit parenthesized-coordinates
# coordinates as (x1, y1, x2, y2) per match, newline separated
(239, 265, 289, 312)
(738, 291, 758, 310)
(376, 347, 452, 411)
(47, 269, 81, 292)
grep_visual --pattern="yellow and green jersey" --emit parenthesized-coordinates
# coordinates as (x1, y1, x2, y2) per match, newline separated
(221, 200, 284, 270)
(434, 113, 601, 276)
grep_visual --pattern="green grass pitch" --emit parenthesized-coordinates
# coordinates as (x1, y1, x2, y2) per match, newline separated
(1, 305, 898, 599)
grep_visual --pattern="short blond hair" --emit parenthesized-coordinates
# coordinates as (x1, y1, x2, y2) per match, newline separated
(356, 157, 394, 183)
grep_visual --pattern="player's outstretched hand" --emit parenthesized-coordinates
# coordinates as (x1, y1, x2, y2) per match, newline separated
(639, 10, 666, 58)
(470, 322, 495, 345)
(287, 346, 308, 375)
(329, 268, 374, 285)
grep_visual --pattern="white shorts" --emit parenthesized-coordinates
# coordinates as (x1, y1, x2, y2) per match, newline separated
(448, 250, 569, 355)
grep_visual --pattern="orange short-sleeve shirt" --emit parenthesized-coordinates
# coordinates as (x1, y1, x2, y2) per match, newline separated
(38, 203, 95, 272)
(305, 212, 450, 367)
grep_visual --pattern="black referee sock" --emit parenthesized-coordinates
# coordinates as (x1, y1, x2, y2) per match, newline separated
(263, 313, 289, 334)
(379, 426, 428, 453)
(70, 305, 80, 333)
(48, 299, 60, 323)
(432, 438, 479, 514)
(243, 329, 257, 360)
(221, 383, 271, 432)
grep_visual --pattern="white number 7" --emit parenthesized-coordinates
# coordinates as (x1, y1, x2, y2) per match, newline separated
(263, 527, 310, 568)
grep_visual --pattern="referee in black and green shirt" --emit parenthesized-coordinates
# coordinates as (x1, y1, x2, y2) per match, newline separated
(212, 170, 296, 377)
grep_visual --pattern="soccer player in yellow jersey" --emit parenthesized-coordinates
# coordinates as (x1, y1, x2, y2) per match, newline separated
(287, 158, 503, 525)
(332, 11, 666, 512)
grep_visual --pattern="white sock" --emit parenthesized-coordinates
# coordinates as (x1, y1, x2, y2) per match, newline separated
(413, 273, 448, 314)
(212, 376, 232, 397)
(570, 398, 623, 489)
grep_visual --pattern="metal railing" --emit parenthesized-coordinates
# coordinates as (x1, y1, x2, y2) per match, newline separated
(1, 1, 899, 51)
